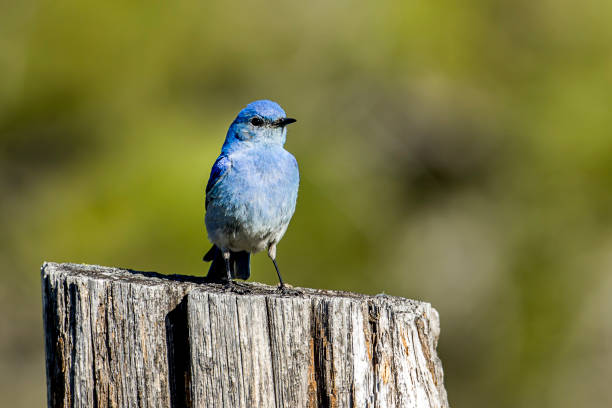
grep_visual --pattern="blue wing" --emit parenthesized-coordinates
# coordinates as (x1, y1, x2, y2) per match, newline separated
(205, 155, 231, 209)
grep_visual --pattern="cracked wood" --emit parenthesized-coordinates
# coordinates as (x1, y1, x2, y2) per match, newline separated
(42, 262, 449, 408)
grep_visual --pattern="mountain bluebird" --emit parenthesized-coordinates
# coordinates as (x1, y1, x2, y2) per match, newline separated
(203, 100, 299, 289)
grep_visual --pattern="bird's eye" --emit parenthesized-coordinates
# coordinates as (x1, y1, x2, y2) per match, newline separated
(250, 117, 264, 127)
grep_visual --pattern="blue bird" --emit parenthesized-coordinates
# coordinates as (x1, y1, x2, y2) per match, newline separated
(203, 100, 299, 289)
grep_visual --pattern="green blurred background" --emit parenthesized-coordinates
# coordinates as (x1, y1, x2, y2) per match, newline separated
(2, 0, 612, 406)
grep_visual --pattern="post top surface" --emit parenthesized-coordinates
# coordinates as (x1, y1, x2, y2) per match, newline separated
(41, 261, 427, 309)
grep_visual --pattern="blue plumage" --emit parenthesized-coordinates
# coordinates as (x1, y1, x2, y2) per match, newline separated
(203, 100, 299, 287)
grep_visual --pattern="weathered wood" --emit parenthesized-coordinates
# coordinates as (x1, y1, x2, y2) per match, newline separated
(41, 262, 449, 408)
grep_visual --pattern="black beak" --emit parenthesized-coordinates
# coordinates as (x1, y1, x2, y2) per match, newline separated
(273, 117, 297, 127)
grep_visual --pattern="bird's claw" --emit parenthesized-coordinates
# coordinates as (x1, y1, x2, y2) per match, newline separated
(277, 285, 302, 296)
(223, 280, 250, 295)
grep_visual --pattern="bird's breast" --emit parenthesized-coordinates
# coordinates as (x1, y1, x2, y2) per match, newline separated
(208, 146, 298, 226)
(205, 146, 298, 252)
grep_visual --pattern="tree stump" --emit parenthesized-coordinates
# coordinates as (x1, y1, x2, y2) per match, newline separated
(41, 262, 449, 408)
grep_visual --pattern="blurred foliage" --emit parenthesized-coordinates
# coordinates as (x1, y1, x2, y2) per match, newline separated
(2, 0, 612, 406)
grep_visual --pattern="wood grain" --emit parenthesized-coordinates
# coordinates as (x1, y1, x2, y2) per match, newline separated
(42, 262, 448, 408)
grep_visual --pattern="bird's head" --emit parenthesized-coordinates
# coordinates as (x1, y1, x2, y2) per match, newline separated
(222, 100, 296, 151)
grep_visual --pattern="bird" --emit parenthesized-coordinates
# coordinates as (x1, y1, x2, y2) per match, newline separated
(203, 100, 299, 290)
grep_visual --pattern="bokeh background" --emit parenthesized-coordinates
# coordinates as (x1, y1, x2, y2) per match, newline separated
(2, 1, 612, 406)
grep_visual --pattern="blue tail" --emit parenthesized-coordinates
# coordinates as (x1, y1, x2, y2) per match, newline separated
(203, 245, 251, 282)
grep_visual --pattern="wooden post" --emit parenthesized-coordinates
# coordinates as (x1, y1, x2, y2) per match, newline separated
(41, 262, 449, 408)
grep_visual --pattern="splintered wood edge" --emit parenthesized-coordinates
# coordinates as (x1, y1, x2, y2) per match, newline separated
(41, 261, 432, 309)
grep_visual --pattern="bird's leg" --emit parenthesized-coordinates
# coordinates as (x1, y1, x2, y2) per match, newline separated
(267, 247, 301, 295)
(222, 249, 233, 286)
(267, 244, 285, 289)
(272, 259, 284, 289)
(221, 249, 250, 294)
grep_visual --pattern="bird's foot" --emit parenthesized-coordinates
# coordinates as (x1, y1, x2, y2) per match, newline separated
(232, 281, 252, 294)
(277, 284, 302, 296)
(223, 280, 250, 295)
